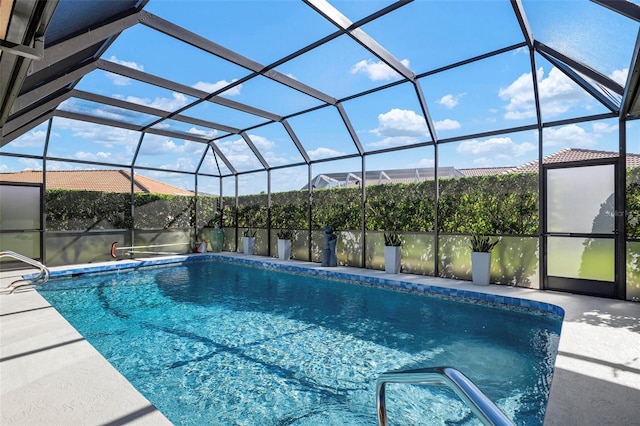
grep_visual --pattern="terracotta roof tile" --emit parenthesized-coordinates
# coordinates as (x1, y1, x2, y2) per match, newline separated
(0, 170, 193, 195)
(510, 148, 640, 173)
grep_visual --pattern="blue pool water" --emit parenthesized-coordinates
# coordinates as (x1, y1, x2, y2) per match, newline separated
(37, 259, 561, 425)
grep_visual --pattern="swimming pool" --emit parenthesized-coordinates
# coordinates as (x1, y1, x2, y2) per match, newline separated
(37, 256, 562, 425)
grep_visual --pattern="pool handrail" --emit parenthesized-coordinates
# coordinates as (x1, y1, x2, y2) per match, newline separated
(376, 366, 514, 426)
(1, 250, 50, 292)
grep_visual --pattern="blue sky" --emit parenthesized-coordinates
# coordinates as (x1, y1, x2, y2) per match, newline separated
(1, 0, 639, 194)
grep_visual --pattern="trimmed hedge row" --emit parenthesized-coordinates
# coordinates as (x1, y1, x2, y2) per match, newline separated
(45, 170, 640, 238)
(232, 173, 539, 234)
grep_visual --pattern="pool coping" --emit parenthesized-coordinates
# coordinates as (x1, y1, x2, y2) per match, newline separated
(3, 253, 639, 425)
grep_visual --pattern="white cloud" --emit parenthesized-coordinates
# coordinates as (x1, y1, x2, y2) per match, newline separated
(417, 158, 435, 167)
(513, 46, 528, 55)
(218, 137, 251, 154)
(368, 109, 460, 147)
(610, 68, 628, 86)
(543, 124, 597, 148)
(107, 56, 143, 71)
(144, 170, 193, 190)
(187, 127, 217, 139)
(201, 153, 230, 174)
(94, 106, 142, 122)
(438, 93, 464, 109)
(209, 134, 291, 169)
(193, 80, 242, 96)
(215, 136, 264, 169)
(262, 152, 288, 166)
(157, 139, 181, 153)
(138, 135, 187, 156)
(0, 157, 41, 172)
(10, 129, 47, 148)
(211, 134, 299, 167)
(307, 146, 347, 160)
(499, 66, 589, 120)
(60, 98, 149, 125)
(350, 58, 410, 81)
(434, 119, 461, 131)
(73, 151, 108, 161)
(247, 134, 275, 151)
(456, 137, 536, 162)
(18, 158, 41, 170)
(149, 138, 182, 155)
(157, 156, 196, 172)
(270, 167, 308, 192)
(120, 92, 190, 112)
(50, 117, 138, 162)
(372, 108, 429, 137)
(105, 56, 144, 86)
(183, 140, 206, 155)
(592, 122, 616, 134)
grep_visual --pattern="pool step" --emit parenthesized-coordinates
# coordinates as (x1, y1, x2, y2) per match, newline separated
(376, 366, 514, 426)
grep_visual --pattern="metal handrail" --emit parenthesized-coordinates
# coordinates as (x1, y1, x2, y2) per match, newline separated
(1, 251, 50, 290)
(376, 366, 514, 426)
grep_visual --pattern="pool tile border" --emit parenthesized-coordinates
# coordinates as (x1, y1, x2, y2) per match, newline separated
(216, 256, 564, 318)
(29, 253, 564, 318)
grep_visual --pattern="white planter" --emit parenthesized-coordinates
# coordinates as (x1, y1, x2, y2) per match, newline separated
(471, 251, 491, 285)
(384, 246, 402, 274)
(277, 239, 291, 260)
(243, 237, 255, 255)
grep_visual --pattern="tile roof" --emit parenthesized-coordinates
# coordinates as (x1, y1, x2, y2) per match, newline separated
(0, 170, 194, 195)
(510, 148, 640, 173)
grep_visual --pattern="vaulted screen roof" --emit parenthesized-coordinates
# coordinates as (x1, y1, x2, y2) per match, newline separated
(1, 0, 640, 191)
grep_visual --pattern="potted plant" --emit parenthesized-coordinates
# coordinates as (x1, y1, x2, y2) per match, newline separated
(469, 234, 499, 286)
(277, 229, 293, 260)
(383, 231, 402, 274)
(243, 228, 257, 255)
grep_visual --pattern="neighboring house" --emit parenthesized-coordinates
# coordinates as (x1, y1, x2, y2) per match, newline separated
(457, 167, 514, 177)
(307, 149, 640, 188)
(0, 170, 194, 196)
(304, 167, 464, 189)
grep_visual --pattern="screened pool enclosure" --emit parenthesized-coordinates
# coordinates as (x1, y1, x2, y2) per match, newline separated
(1, 0, 639, 301)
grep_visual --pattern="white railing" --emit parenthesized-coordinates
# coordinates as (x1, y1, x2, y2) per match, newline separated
(1, 250, 50, 293)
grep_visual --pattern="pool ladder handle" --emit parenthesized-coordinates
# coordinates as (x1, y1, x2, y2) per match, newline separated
(0, 250, 50, 293)
(376, 366, 515, 426)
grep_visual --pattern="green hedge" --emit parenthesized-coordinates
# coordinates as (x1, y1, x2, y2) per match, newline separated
(46, 190, 132, 231)
(44, 170, 640, 237)
(627, 167, 640, 238)
(224, 172, 537, 234)
(438, 173, 539, 234)
(367, 180, 435, 232)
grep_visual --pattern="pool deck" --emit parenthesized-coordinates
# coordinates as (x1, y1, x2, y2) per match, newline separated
(1, 253, 639, 425)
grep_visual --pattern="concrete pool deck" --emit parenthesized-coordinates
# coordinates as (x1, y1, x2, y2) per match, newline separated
(1, 253, 639, 425)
